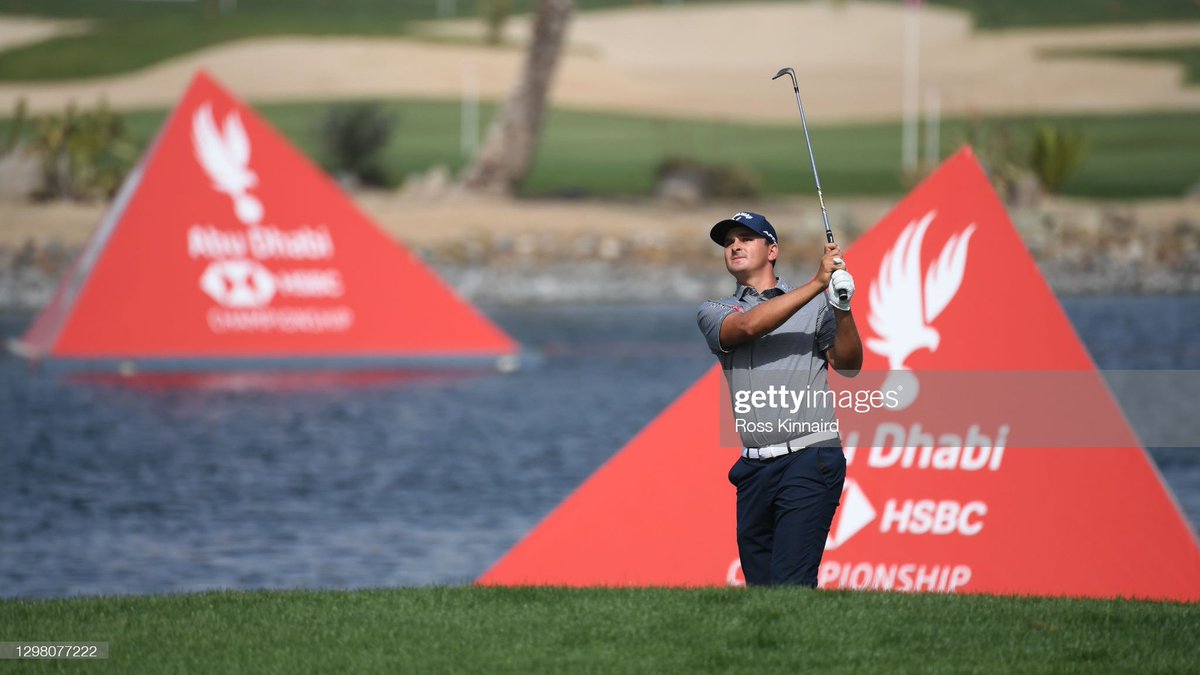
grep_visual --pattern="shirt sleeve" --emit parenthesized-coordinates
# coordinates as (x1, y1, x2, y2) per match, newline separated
(815, 299, 836, 355)
(697, 301, 737, 355)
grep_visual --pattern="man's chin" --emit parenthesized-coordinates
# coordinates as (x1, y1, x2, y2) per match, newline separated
(726, 264, 754, 282)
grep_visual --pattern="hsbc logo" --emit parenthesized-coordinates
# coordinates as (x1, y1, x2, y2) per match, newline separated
(826, 479, 989, 549)
(826, 479, 876, 550)
(725, 559, 745, 587)
(199, 260, 345, 309)
(200, 259, 276, 308)
(881, 498, 987, 536)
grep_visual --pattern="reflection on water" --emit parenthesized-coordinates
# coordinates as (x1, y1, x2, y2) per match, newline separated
(1, 298, 1197, 598)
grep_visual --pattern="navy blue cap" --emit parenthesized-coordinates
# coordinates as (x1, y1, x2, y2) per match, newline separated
(710, 211, 778, 246)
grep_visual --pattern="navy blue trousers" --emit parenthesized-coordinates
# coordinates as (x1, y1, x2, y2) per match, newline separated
(727, 439, 846, 587)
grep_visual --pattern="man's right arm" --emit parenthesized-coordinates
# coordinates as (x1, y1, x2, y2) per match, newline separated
(721, 242, 845, 349)
(717, 280, 826, 349)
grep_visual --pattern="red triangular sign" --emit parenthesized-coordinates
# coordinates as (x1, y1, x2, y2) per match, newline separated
(16, 71, 515, 365)
(479, 148, 1200, 601)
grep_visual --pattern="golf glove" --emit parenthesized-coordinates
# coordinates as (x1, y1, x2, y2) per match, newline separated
(827, 269, 855, 311)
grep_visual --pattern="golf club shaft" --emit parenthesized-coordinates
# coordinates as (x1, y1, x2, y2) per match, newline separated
(779, 74, 833, 243)
(773, 67, 846, 301)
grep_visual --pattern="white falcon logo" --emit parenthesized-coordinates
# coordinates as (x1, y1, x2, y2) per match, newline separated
(866, 210, 975, 406)
(192, 102, 263, 226)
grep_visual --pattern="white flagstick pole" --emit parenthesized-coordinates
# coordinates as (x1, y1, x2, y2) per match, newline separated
(461, 60, 479, 159)
(902, 0, 921, 174)
(925, 83, 940, 170)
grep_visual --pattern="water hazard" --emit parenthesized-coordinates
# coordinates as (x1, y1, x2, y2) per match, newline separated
(2, 298, 1198, 598)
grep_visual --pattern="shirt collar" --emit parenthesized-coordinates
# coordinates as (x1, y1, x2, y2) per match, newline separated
(735, 277, 791, 300)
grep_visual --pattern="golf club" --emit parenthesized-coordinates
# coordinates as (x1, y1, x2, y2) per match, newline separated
(772, 66, 847, 302)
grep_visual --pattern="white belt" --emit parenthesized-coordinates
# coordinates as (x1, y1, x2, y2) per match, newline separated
(742, 430, 838, 460)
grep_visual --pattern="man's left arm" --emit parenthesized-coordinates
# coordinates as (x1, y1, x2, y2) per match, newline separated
(822, 268, 862, 375)
(825, 308, 863, 375)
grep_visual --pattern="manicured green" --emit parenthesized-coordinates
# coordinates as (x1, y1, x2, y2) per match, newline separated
(2, 100, 1197, 199)
(0, 9, 412, 82)
(1, 0, 1197, 81)
(1, 586, 1196, 674)
(1044, 45, 1200, 86)
(394, 106, 1200, 199)
(53, 101, 1200, 198)
(0, 0, 693, 81)
(910, 0, 1200, 29)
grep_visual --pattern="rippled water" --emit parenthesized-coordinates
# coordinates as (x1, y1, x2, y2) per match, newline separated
(2, 297, 1197, 599)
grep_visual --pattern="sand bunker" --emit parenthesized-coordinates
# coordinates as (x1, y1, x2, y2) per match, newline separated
(0, 2, 1198, 122)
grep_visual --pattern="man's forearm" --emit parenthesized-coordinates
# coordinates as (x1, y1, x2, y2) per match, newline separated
(829, 309, 863, 373)
(720, 280, 826, 348)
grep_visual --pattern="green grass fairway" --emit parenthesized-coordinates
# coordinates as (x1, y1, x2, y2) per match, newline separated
(0, 1, 1196, 81)
(7, 100, 1186, 199)
(1, 587, 1196, 673)
(1046, 45, 1200, 86)
(922, 0, 1199, 28)
(0, 0, 696, 81)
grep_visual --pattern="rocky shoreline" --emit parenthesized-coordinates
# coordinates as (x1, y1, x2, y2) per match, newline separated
(1, 195, 1197, 313)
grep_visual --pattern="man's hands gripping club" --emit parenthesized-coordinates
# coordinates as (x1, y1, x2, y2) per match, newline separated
(814, 243, 855, 312)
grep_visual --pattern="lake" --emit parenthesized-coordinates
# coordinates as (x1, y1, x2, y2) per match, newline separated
(2, 297, 1198, 598)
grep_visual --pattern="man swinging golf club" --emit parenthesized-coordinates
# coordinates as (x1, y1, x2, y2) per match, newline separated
(698, 212, 861, 586)
(695, 69, 861, 587)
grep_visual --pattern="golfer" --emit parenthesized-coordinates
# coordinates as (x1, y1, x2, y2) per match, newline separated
(697, 211, 862, 587)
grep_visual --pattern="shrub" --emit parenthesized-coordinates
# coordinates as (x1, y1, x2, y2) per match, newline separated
(30, 101, 136, 201)
(3, 99, 27, 153)
(655, 156, 761, 200)
(478, 0, 513, 46)
(961, 116, 1025, 195)
(318, 102, 397, 188)
(1030, 124, 1088, 194)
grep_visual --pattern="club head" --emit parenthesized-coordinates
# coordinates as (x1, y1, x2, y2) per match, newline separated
(772, 67, 797, 83)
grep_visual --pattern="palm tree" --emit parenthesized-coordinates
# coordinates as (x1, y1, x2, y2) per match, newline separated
(460, 0, 574, 195)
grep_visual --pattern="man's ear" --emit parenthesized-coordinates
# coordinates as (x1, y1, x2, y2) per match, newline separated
(768, 243, 778, 263)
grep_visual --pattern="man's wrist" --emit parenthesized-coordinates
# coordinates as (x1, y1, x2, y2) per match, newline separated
(802, 278, 827, 296)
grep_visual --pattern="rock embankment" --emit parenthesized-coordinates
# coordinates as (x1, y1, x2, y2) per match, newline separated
(0, 195, 1197, 312)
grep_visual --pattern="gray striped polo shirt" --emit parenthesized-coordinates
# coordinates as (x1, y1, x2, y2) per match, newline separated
(696, 277, 839, 448)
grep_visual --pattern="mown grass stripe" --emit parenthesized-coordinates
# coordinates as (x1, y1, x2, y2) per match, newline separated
(0, 1, 1196, 81)
(5, 100, 1195, 199)
(2, 587, 1197, 674)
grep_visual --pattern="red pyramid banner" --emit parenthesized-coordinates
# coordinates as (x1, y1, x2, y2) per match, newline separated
(17, 71, 515, 365)
(480, 147, 1200, 601)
